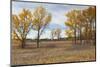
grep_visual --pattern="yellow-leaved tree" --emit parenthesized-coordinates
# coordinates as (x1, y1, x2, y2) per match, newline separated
(32, 6, 52, 48)
(65, 6, 96, 45)
(12, 9, 32, 48)
(65, 10, 79, 45)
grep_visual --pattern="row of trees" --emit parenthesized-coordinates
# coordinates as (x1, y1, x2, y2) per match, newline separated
(12, 6, 51, 48)
(65, 6, 96, 45)
(12, 6, 96, 48)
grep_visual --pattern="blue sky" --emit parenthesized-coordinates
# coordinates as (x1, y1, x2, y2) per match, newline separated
(12, 1, 90, 39)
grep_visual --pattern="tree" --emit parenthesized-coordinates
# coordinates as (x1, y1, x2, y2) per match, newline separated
(51, 28, 61, 40)
(51, 29, 55, 40)
(65, 6, 96, 45)
(12, 9, 32, 48)
(55, 28, 61, 39)
(75, 10, 86, 45)
(65, 10, 79, 45)
(32, 6, 51, 48)
(82, 6, 96, 44)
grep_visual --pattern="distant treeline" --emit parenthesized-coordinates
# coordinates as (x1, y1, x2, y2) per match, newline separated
(13, 37, 83, 42)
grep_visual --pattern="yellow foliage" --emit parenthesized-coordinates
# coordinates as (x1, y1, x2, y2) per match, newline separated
(65, 29, 74, 37)
(12, 8, 32, 40)
(32, 6, 51, 30)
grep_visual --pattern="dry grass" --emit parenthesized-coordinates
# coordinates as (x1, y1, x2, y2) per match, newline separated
(11, 40, 96, 65)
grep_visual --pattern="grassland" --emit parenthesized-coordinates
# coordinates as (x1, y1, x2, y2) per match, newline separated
(11, 40, 96, 65)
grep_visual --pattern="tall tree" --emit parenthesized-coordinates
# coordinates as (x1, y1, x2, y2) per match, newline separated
(12, 9, 32, 48)
(65, 6, 96, 45)
(82, 6, 96, 44)
(65, 10, 79, 45)
(75, 10, 86, 45)
(32, 6, 51, 48)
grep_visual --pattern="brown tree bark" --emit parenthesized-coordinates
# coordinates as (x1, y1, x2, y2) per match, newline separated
(79, 28, 82, 45)
(21, 38, 25, 48)
(74, 28, 77, 45)
(37, 29, 40, 48)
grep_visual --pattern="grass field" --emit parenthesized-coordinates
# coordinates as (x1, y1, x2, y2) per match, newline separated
(11, 40, 96, 65)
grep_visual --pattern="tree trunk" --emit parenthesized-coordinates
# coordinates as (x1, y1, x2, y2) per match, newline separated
(78, 29, 80, 45)
(85, 22, 88, 45)
(93, 21, 96, 45)
(37, 29, 40, 48)
(74, 28, 77, 45)
(58, 34, 60, 40)
(80, 28, 82, 45)
(89, 20, 93, 45)
(21, 39, 25, 48)
(91, 23, 93, 44)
